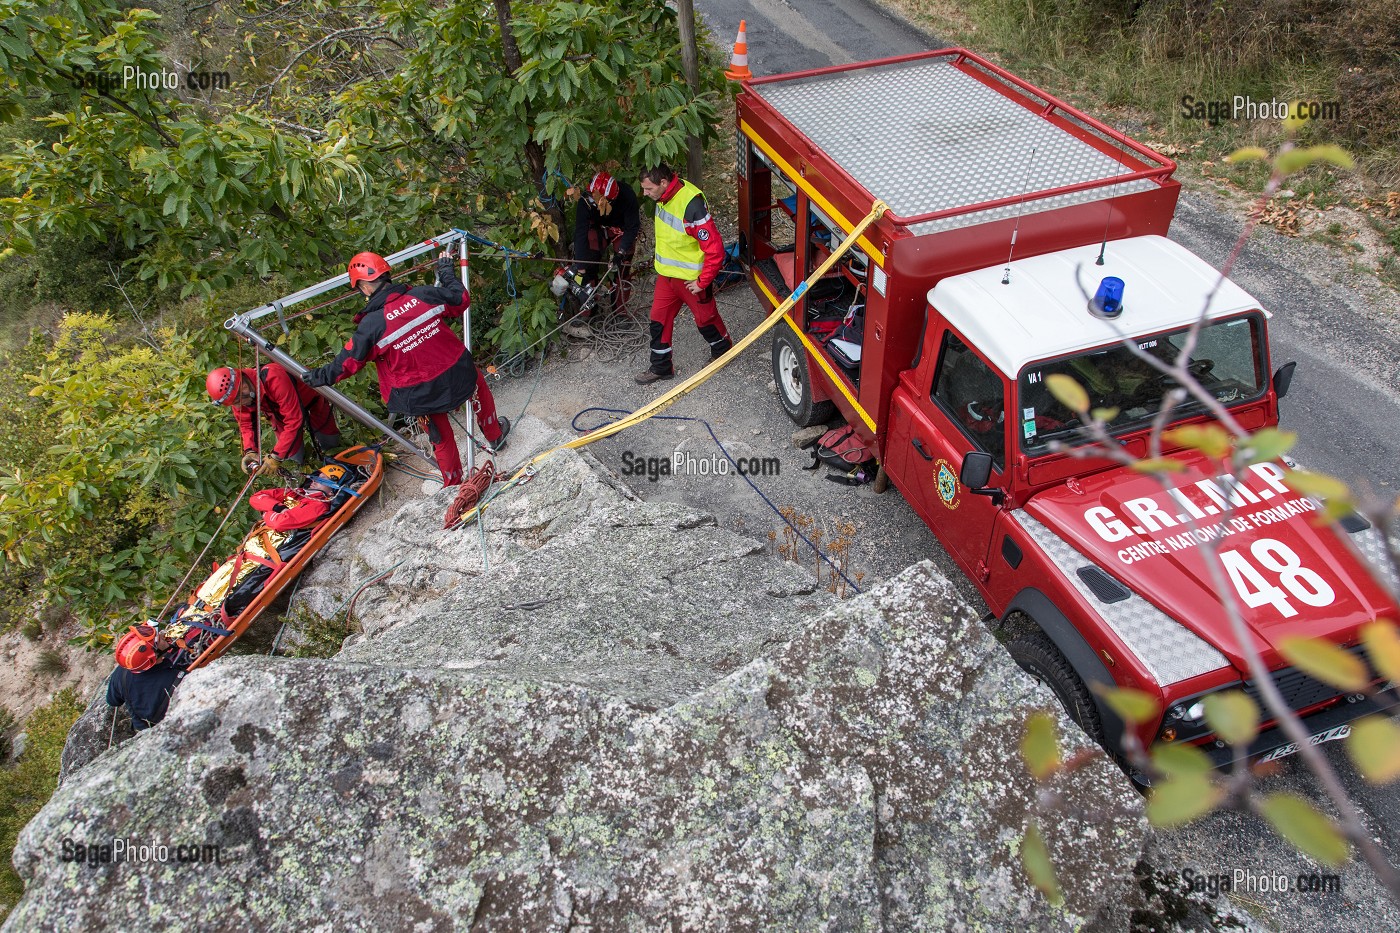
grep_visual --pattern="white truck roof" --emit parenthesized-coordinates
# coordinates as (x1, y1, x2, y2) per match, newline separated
(929, 235, 1267, 378)
(750, 55, 1164, 235)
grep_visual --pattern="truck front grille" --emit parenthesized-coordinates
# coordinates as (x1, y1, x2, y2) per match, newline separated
(1241, 646, 1369, 714)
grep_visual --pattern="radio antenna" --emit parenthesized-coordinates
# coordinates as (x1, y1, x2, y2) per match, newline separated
(1002, 146, 1037, 285)
(1095, 199, 1114, 266)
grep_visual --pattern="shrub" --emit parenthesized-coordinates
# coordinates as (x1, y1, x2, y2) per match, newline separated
(0, 689, 85, 922)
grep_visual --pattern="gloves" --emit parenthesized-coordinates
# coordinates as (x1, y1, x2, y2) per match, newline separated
(612, 251, 631, 267)
(436, 254, 456, 283)
(255, 456, 284, 478)
(304, 366, 335, 388)
(241, 451, 261, 474)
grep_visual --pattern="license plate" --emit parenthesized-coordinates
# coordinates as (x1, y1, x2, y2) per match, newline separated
(1257, 724, 1352, 764)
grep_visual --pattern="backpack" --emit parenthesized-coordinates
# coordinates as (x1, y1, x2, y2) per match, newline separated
(803, 424, 877, 485)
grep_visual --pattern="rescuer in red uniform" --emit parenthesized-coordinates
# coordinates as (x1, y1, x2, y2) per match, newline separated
(635, 163, 732, 384)
(207, 363, 342, 475)
(304, 249, 509, 487)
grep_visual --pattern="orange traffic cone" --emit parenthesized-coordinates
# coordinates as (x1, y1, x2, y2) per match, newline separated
(725, 20, 752, 82)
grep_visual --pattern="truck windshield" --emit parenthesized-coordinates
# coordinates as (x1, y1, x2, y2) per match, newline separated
(1017, 314, 1267, 454)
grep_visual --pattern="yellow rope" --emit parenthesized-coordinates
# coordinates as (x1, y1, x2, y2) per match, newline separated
(450, 201, 889, 528)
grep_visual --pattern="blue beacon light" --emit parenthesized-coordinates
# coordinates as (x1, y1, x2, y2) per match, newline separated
(1091, 276, 1125, 318)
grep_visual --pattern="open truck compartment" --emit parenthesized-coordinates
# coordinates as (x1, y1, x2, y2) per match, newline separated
(738, 49, 1180, 436)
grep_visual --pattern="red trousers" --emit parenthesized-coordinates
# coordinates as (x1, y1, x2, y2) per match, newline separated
(647, 275, 730, 374)
(427, 370, 504, 486)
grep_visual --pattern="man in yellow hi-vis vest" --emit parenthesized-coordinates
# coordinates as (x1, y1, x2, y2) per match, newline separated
(635, 163, 732, 385)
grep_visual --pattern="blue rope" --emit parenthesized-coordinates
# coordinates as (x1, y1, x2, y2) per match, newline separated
(569, 407, 863, 595)
(538, 169, 575, 208)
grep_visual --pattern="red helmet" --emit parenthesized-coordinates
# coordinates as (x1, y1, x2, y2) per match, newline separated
(206, 367, 241, 406)
(347, 252, 391, 289)
(589, 171, 619, 202)
(115, 623, 161, 672)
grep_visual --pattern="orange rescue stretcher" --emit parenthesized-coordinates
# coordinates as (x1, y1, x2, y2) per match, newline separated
(162, 445, 384, 670)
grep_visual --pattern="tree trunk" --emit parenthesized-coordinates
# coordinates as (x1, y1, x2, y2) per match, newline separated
(675, 0, 704, 184)
(493, 0, 565, 242)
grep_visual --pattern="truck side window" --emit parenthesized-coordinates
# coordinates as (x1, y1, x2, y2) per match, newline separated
(931, 335, 1006, 466)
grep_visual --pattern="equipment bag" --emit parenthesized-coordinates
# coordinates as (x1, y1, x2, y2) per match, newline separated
(802, 425, 877, 483)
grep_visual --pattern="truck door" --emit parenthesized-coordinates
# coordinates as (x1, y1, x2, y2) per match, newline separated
(886, 327, 1008, 577)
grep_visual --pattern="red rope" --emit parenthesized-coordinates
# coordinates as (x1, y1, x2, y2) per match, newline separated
(443, 461, 501, 529)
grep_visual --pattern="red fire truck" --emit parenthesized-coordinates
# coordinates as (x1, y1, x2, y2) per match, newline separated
(736, 49, 1397, 780)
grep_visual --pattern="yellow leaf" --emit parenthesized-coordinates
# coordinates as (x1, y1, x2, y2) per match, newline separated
(1022, 711, 1061, 780)
(1360, 620, 1400, 685)
(1021, 822, 1062, 905)
(1150, 741, 1215, 777)
(1203, 691, 1259, 746)
(1132, 458, 1187, 474)
(1147, 772, 1222, 828)
(1282, 470, 1351, 504)
(1226, 146, 1270, 163)
(1278, 636, 1369, 693)
(1241, 428, 1296, 464)
(1046, 374, 1089, 414)
(1096, 686, 1160, 725)
(1257, 792, 1349, 866)
(1347, 716, 1400, 784)
(1283, 103, 1310, 134)
(1166, 424, 1230, 458)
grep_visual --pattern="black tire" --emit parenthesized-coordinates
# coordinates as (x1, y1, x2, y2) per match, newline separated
(1007, 631, 1104, 744)
(772, 328, 835, 427)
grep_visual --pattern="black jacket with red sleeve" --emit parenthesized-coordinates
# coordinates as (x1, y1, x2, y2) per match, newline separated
(311, 267, 478, 415)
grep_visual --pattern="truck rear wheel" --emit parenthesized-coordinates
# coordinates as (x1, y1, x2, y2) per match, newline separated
(1008, 632, 1104, 745)
(773, 328, 835, 427)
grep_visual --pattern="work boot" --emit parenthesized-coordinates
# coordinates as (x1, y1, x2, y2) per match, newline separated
(634, 369, 675, 386)
(490, 417, 511, 453)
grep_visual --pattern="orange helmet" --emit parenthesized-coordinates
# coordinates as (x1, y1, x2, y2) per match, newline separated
(311, 463, 349, 489)
(589, 171, 619, 202)
(347, 252, 391, 289)
(206, 367, 241, 406)
(115, 623, 162, 672)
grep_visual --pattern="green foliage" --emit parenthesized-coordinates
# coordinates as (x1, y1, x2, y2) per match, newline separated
(0, 313, 244, 636)
(0, 688, 85, 922)
(0, 0, 727, 360)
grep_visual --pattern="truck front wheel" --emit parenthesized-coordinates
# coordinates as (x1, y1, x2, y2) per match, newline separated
(772, 328, 835, 427)
(1008, 632, 1105, 745)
